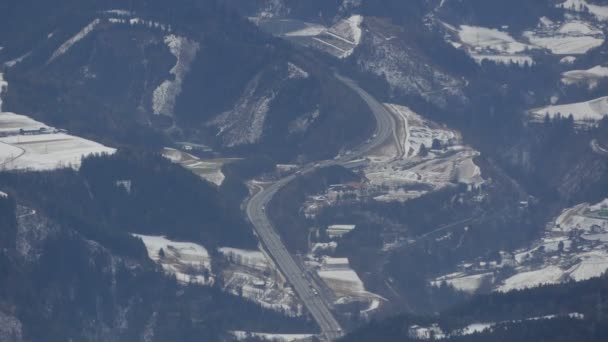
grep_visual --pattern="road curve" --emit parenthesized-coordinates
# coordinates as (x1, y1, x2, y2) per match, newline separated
(245, 74, 394, 341)
(591, 139, 608, 157)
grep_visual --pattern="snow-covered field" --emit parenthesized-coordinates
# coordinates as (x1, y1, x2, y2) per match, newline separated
(0, 76, 115, 171)
(318, 266, 366, 297)
(162, 147, 238, 186)
(561, 65, 608, 88)
(443, 23, 536, 66)
(444, 15, 605, 66)
(0, 112, 50, 133)
(433, 199, 608, 294)
(152, 35, 199, 117)
(530, 96, 608, 123)
(135, 231, 301, 314)
(318, 259, 384, 312)
(497, 265, 565, 292)
(559, 0, 608, 21)
(568, 250, 608, 281)
(1, 76, 113, 173)
(301, 239, 384, 315)
(523, 19, 604, 55)
(432, 272, 493, 294)
(133, 234, 213, 285)
(0, 132, 115, 171)
(457, 25, 531, 55)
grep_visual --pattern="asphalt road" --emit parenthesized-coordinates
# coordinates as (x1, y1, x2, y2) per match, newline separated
(245, 74, 395, 341)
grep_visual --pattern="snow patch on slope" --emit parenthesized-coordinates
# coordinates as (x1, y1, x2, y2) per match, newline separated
(357, 24, 465, 107)
(209, 60, 305, 147)
(310, 15, 363, 58)
(458, 25, 531, 54)
(314, 256, 385, 314)
(568, 250, 608, 281)
(288, 109, 320, 135)
(3, 52, 30, 69)
(497, 265, 564, 292)
(432, 272, 493, 294)
(152, 35, 199, 116)
(524, 29, 603, 55)
(530, 96, 608, 123)
(287, 62, 309, 79)
(48, 19, 100, 64)
(134, 234, 213, 285)
(162, 148, 237, 186)
(211, 76, 276, 147)
(283, 23, 326, 37)
(561, 65, 608, 88)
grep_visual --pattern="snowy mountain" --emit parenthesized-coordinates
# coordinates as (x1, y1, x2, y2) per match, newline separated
(1, 0, 608, 341)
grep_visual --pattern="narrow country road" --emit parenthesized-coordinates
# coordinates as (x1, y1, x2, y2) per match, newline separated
(245, 73, 395, 341)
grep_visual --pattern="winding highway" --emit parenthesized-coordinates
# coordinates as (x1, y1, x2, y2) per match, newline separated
(591, 139, 608, 157)
(245, 73, 394, 341)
